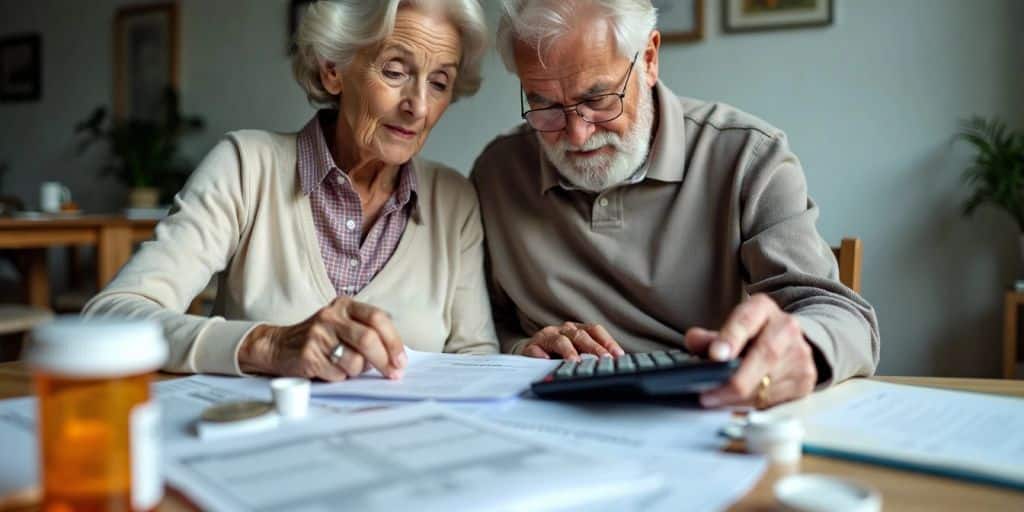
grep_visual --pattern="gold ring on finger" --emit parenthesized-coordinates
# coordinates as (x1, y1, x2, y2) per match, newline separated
(756, 375, 772, 409)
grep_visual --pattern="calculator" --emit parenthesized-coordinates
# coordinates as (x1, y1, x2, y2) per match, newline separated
(531, 350, 740, 401)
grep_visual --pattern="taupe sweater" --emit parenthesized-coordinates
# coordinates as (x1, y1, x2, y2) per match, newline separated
(471, 81, 879, 386)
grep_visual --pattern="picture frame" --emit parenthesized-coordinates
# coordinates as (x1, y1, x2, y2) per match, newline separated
(0, 34, 41, 102)
(114, 3, 179, 120)
(652, 0, 704, 43)
(723, 0, 834, 33)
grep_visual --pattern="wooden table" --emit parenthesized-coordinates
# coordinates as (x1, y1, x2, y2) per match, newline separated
(0, 364, 1021, 511)
(0, 216, 157, 309)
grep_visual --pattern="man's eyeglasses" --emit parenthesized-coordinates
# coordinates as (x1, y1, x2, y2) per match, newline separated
(520, 52, 639, 133)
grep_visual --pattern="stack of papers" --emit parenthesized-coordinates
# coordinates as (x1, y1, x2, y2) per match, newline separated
(0, 350, 768, 511)
(167, 403, 665, 511)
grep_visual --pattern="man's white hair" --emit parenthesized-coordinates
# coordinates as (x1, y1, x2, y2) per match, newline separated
(292, 0, 487, 107)
(496, 0, 656, 72)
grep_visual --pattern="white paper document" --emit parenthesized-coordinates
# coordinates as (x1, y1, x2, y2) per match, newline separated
(311, 349, 560, 401)
(0, 397, 37, 499)
(771, 379, 1024, 488)
(474, 399, 767, 512)
(0, 375, 354, 498)
(165, 402, 665, 512)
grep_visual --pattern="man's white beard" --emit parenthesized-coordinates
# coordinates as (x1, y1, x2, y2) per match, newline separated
(539, 81, 655, 193)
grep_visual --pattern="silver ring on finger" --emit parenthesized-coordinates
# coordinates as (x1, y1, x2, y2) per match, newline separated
(329, 343, 345, 364)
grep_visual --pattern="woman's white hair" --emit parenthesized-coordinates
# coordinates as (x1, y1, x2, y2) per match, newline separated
(292, 0, 487, 107)
(497, 0, 656, 72)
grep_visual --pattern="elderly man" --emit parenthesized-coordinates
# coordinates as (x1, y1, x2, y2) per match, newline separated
(470, 0, 879, 408)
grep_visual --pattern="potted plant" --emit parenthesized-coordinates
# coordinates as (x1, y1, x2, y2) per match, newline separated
(75, 87, 204, 209)
(956, 117, 1024, 246)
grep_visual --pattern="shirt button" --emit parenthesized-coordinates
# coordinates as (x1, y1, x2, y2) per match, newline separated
(345, 219, 356, 230)
(335, 175, 344, 185)
(598, 197, 609, 207)
(349, 258, 359, 268)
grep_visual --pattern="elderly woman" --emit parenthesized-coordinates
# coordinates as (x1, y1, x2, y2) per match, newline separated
(84, 0, 496, 380)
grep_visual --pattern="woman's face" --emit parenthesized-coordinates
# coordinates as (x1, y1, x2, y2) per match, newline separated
(331, 7, 461, 166)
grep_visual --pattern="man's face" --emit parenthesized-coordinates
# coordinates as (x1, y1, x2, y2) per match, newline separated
(515, 18, 658, 191)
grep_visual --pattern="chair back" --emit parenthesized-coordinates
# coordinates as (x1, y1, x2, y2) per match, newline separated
(831, 238, 862, 293)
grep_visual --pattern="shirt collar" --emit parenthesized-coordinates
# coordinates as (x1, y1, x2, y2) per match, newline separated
(643, 80, 687, 184)
(297, 110, 340, 196)
(297, 110, 419, 213)
(537, 80, 686, 194)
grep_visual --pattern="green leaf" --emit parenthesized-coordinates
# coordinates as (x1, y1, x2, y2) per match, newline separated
(955, 116, 1024, 230)
(72, 87, 205, 196)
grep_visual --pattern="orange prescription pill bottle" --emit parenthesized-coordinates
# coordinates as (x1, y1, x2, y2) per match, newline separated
(26, 317, 168, 512)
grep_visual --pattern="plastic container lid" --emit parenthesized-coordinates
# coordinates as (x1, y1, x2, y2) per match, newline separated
(745, 414, 804, 465)
(746, 413, 804, 442)
(774, 474, 881, 512)
(26, 316, 168, 377)
(270, 377, 311, 419)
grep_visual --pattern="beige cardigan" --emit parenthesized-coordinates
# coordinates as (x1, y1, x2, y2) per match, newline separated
(84, 130, 498, 375)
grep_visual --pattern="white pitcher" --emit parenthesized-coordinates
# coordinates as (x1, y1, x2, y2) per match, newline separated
(39, 182, 71, 213)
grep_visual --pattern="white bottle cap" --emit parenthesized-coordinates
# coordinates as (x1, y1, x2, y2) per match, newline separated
(744, 413, 804, 465)
(270, 377, 311, 419)
(774, 474, 881, 512)
(26, 316, 168, 378)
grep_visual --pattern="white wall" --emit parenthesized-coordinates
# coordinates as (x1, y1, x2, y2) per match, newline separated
(1, 0, 1021, 377)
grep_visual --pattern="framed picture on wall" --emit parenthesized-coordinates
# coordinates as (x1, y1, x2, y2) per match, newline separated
(114, 3, 179, 120)
(723, 0, 834, 33)
(652, 0, 704, 43)
(0, 34, 41, 102)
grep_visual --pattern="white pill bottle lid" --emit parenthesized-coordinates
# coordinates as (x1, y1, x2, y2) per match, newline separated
(26, 316, 168, 377)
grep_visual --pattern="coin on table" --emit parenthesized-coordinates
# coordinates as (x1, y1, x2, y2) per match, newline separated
(200, 401, 275, 423)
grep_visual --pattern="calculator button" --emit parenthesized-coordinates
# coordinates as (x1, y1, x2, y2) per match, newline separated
(651, 351, 674, 368)
(634, 353, 655, 371)
(596, 356, 615, 375)
(668, 350, 693, 365)
(576, 358, 597, 377)
(555, 361, 577, 379)
(615, 356, 636, 373)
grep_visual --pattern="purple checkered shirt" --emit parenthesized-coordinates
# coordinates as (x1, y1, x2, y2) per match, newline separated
(297, 111, 418, 296)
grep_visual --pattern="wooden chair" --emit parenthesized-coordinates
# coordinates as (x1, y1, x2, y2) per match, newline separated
(831, 237, 863, 293)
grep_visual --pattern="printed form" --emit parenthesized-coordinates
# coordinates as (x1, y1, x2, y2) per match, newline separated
(791, 379, 1024, 487)
(165, 403, 664, 511)
(310, 349, 560, 401)
(474, 398, 767, 512)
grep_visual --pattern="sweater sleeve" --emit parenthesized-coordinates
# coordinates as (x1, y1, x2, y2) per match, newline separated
(83, 135, 262, 375)
(440, 179, 499, 355)
(739, 132, 880, 387)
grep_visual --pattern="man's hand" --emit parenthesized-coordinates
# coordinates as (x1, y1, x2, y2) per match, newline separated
(684, 294, 817, 408)
(238, 297, 407, 381)
(522, 321, 625, 360)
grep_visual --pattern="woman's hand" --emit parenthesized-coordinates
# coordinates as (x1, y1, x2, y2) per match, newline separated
(238, 297, 407, 381)
(521, 322, 625, 361)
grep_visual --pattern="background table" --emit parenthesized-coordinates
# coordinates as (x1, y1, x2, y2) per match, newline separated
(0, 216, 158, 309)
(0, 363, 1021, 511)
